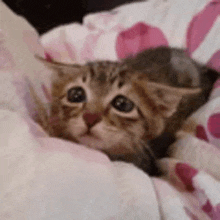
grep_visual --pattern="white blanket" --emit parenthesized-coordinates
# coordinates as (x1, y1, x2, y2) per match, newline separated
(1, 0, 220, 219)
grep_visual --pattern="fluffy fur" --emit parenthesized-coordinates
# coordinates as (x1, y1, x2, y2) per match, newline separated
(35, 47, 219, 175)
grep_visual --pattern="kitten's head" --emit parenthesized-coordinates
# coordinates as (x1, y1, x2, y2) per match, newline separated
(39, 57, 199, 159)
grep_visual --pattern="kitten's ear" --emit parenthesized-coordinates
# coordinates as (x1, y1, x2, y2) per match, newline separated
(35, 55, 82, 78)
(136, 80, 201, 118)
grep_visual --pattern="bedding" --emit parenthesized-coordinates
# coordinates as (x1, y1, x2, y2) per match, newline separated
(1, 0, 220, 219)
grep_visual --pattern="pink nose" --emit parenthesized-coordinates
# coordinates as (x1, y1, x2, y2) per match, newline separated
(83, 112, 102, 127)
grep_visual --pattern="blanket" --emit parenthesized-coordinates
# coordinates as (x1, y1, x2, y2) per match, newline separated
(1, 0, 220, 219)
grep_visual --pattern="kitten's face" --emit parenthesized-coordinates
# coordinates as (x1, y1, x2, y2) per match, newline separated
(46, 58, 199, 157)
(49, 61, 165, 156)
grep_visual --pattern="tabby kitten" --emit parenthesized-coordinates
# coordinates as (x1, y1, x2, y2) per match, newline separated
(36, 47, 219, 176)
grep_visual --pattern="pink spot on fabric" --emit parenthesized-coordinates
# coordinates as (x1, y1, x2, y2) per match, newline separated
(213, 204, 220, 220)
(80, 33, 102, 61)
(207, 50, 220, 72)
(186, 1, 220, 55)
(202, 200, 218, 219)
(211, 0, 220, 4)
(202, 202, 220, 220)
(213, 79, 220, 89)
(184, 207, 200, 220)
(44, 52, 53, 62)
(207, 113, 220, 138)
(175, 163, 198, 191)
(202, 200, 213, 216)
(41, 84, 52, 102)
(196, 125, 209, 142)
(116, 22, 168, 59)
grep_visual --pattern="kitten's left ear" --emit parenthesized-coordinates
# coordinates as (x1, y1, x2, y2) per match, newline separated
(135, 80, 201, 118)
(35, 55, 82, 78)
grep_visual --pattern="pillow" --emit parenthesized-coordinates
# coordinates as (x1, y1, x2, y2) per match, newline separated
(41, 0, 220, 71)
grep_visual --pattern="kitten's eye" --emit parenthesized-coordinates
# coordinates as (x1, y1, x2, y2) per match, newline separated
(67, 87, 86, 103)
(111, 95, 134, 112)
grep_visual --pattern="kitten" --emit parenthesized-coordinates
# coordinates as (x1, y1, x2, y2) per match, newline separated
(35, 47, 219, 176)
(124, 47, 219, 158)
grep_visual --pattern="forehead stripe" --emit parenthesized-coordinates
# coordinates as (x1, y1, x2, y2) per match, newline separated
(89, 65, 95, 78)
(110, 75, 118, 84)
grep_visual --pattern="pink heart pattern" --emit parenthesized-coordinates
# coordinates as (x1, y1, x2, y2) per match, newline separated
(186, 0, 220, 56)
(116, 22, 168, 59)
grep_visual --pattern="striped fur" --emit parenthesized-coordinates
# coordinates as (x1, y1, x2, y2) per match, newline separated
(37, 47, 218, 175)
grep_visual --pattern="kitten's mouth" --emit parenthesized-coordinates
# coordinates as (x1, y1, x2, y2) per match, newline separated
(81, 133, 99, 140)
(81, 130, 99, 138)
(78, 131, 102, 148)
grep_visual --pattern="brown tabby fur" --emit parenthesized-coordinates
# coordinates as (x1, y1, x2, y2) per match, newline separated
(34, 47, 219, 175)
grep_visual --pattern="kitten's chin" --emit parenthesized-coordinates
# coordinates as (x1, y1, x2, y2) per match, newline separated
(77, 134, 106, 150)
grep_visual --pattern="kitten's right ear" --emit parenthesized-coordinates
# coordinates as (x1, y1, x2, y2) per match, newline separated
(35, 55, 82, 78)
(134, 78, 201, 118)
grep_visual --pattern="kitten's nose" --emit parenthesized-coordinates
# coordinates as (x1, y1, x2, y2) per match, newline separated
(83, 111, 102, 128)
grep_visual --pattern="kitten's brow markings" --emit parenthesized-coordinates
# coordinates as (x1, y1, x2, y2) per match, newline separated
(58, 94, 66, 100)
(88, 65, 95, 78)
(137, 107, 146, 120)
(82, 74, 87, 82)
(118, 80, 125, 88)
(97, 71, 107, 82)
(62, 105, 77, 120)
(110, 75, 118, 85)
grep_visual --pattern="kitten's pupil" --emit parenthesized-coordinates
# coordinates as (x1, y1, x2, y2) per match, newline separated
(111, 95, 134, 112)
(67, 87, 86, 103)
